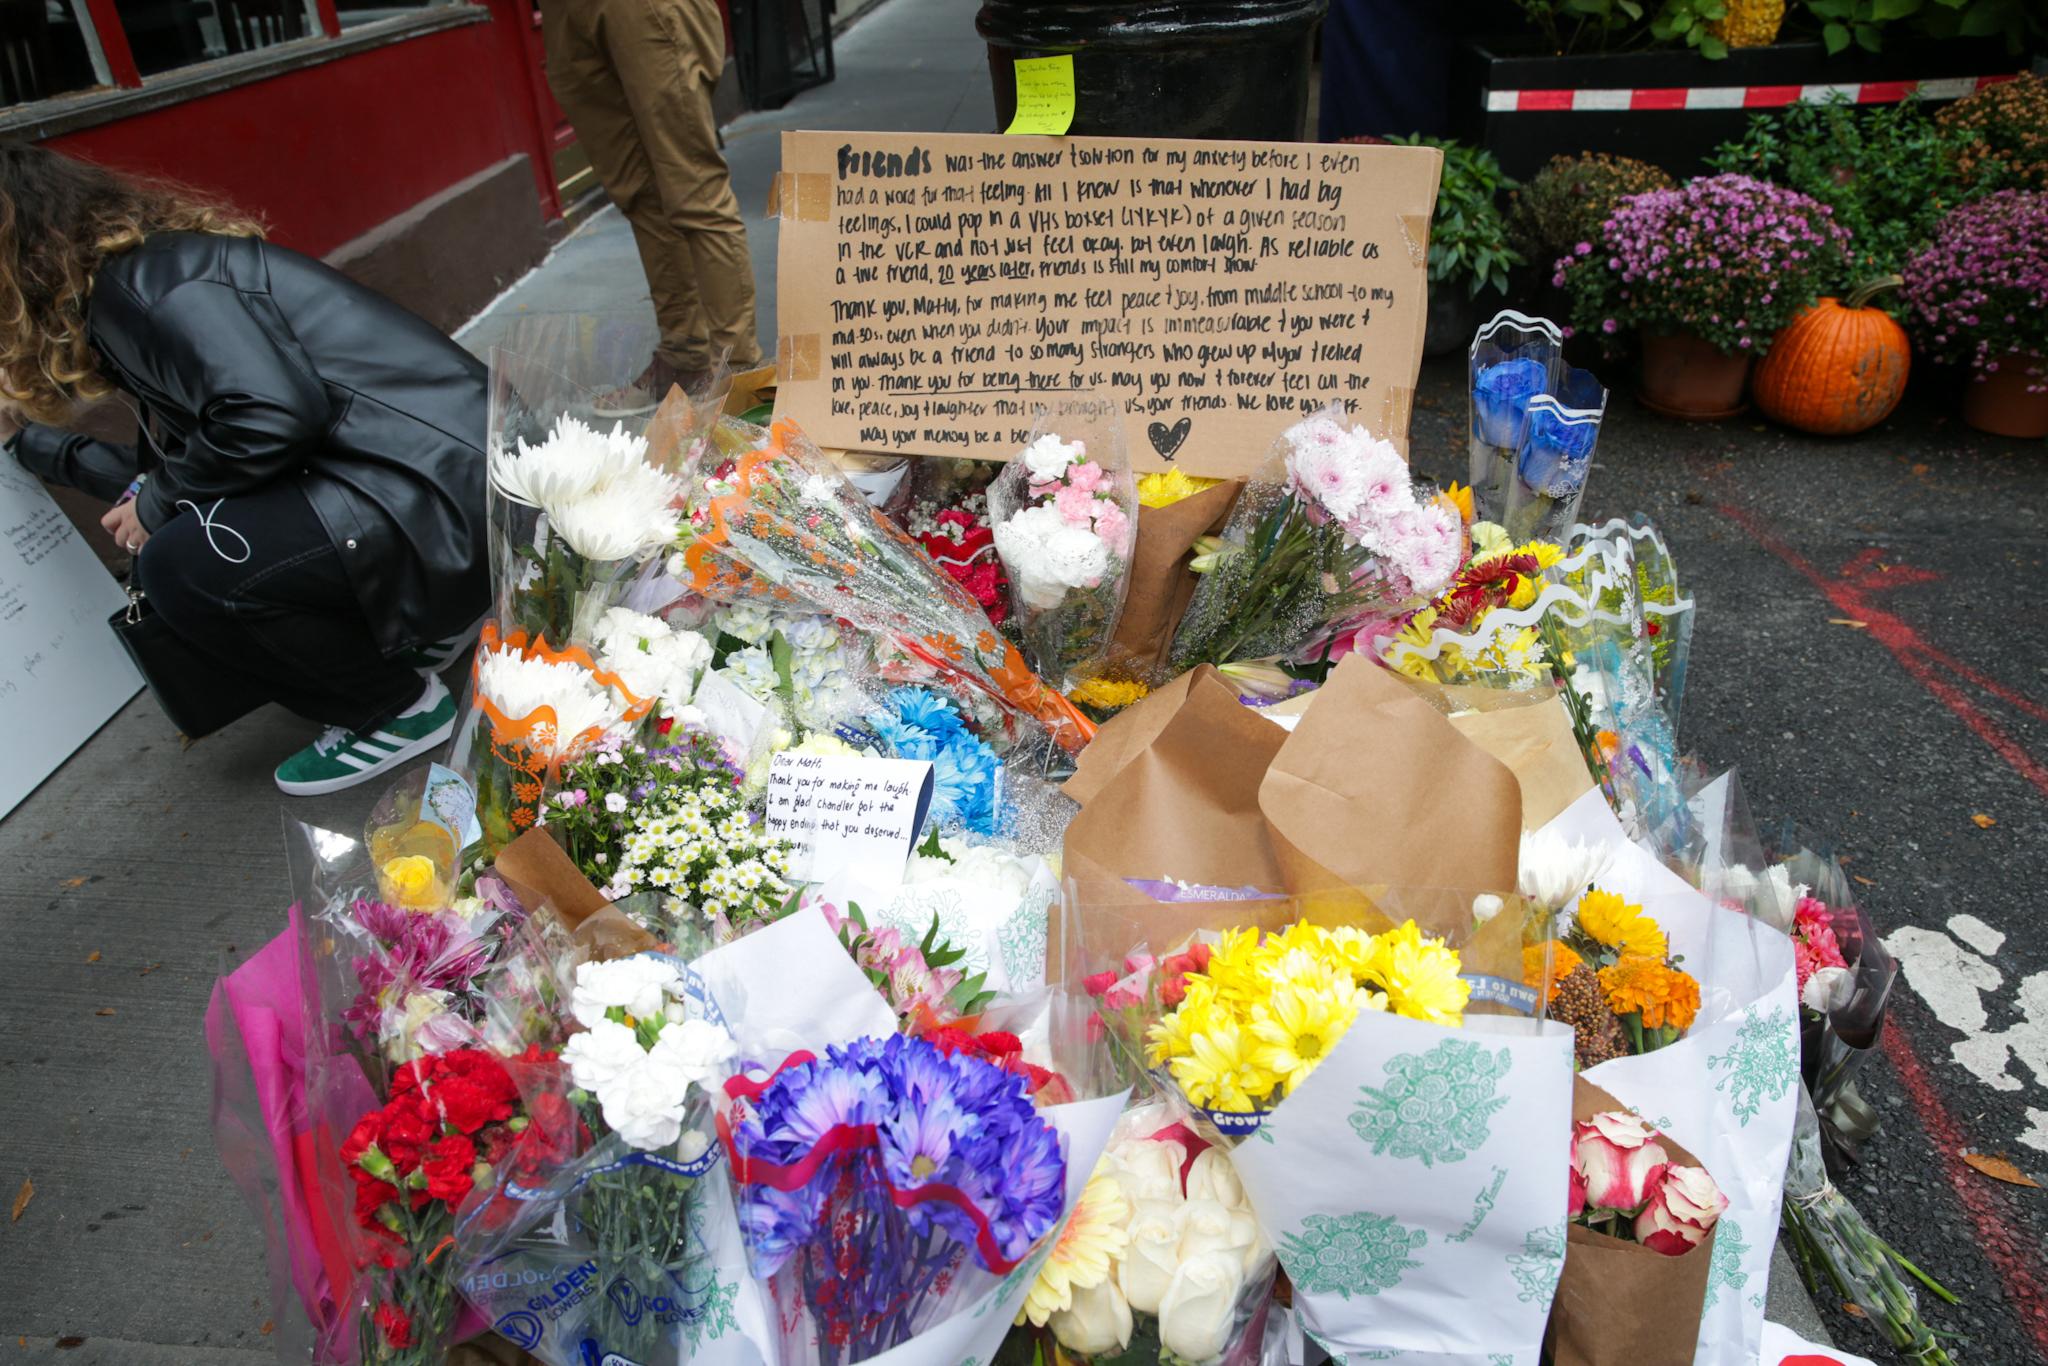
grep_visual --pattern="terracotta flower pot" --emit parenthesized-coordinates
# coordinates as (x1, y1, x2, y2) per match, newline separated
(1638, 330, 1752, 420)
(1961, 356, 2048, 440)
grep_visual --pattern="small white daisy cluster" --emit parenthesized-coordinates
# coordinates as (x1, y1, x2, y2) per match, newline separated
(607, 773, 795, 927)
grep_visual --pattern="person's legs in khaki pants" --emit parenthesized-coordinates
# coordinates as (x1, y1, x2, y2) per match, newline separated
(542, 0, 763, 395)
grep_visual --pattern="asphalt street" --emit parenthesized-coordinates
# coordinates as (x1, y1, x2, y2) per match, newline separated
(1407, 358, 2048, 1365)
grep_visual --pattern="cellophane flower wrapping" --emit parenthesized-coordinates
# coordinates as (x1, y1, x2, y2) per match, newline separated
(670, 415, 1097, 760)
(278, 818, 527, 1364)
(1064, 886, 1575, 1366)
(1023, 1097, 1279, 1366)
(1780, 1088, 1953, 1366)
(700, 907, 1128, 1366)
(451, 940, 771, 1366)
(1536, 788, 1800, 1366)
(1169, 404, 1461, 674)
(986, 398, 1139, 690)
(483, 339, 729, 648)
(1467, 312, 1609, 546)
(452, 624, 652, 859)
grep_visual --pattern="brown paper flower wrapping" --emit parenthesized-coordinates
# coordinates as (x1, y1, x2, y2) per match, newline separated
(1548, 1077, 1716, 1366)
(1108, 481, 1243, 677)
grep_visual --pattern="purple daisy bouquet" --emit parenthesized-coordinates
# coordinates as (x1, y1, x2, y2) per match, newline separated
(1901, 189, 2048, 387)
(1553, 174, 1853, 358)
(727, 1032, 1068, 1366)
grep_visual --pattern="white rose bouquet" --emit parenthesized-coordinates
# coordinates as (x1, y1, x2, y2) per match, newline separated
(988, 403, 1139, 690)
(1020, 1102, 1277, 1366)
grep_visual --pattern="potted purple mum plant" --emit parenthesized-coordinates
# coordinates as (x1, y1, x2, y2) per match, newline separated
(1554, 174, 1852, 419)
(1901, 189, 2048, 439)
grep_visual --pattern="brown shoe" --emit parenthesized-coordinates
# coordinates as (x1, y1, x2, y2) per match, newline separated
(591, 357, 712, 419)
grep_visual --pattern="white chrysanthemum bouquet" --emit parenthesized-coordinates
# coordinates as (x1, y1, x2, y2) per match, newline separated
(488, 412, 686, 645)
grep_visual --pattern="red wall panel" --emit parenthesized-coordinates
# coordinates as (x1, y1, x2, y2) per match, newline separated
(48, 9, 551, 257)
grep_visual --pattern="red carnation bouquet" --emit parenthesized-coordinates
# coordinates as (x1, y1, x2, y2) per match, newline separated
(338, 1046, 555, 1364)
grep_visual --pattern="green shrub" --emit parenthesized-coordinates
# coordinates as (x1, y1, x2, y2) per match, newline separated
(1388, 135, 1523, 298)
(1508, 153, 1677, 268)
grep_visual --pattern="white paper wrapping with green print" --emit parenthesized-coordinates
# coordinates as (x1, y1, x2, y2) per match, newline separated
(1540, 789, 1804, 1366)
(866, 856, 1059, 994)
(1230, 1011, 1575, 1366)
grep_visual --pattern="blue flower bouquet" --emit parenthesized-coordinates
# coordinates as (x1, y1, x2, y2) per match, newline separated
(725, 1033, 1069, 1366)
(1468, 311, 1609, 545)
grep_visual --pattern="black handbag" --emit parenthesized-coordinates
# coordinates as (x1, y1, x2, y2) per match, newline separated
(108, 586, 271, 738)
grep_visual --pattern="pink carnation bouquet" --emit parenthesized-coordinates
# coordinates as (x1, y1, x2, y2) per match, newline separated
(1170, 405, 1464, 675)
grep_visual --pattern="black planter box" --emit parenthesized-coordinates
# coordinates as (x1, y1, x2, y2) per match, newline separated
(1452, 38, 2026, 181)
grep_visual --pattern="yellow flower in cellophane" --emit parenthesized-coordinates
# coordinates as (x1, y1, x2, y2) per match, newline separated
(1143, 919, 1468, 1112)
(1137, 467, 1220, 508)
(1575, 888, 1669, 960)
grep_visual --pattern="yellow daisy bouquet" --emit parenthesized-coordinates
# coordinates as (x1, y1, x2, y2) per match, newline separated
(1525, 886, 1701, 1068)
(1140, 921, 1470, 1134)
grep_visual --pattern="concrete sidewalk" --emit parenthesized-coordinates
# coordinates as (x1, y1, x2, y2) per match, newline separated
(459, 0, 994, 365)
(0, 0, 1838, 1354)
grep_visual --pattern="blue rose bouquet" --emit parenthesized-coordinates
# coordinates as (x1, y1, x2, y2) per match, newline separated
(1468, 311, 1609, 545)
(726, 1033, 1068, 1366)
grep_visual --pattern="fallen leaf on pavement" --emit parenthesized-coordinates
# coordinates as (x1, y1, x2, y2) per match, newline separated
(1828, 618, 1867, 629)
(1842, 1303, 1866, 1318)
(138, 963, 161, 977)
(55, 1337, 84, 1350)
(1971, 813, 1997, 828)
(260, 1322, 275, 1337)
(1910, 463, 1930, 477)
(11, 1178, 31, 1221)
(61, 876, 89, 888)
(84, 951, 99, 963)
(1853, 875, 1877, 887)
(94, 1008, 115, 1017)
(1962, 1151, 2039, 1187)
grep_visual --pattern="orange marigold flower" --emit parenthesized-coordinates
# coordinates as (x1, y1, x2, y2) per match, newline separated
(1598, 955, 1701, 1032)
(1522, 940, 1583, 1006)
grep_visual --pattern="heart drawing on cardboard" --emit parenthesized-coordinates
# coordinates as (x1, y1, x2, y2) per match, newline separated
(1147, 417, 1192, 459)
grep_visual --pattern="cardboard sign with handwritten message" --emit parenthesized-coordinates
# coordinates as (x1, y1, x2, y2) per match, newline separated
(772, 132, 1442, 478)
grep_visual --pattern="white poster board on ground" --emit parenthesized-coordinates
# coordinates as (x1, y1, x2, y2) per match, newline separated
(0, 465, 143, 817)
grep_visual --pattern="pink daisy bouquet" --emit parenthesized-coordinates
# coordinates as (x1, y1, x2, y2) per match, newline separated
(989, 406, 1140, 689)
(1169, 405, 1464, 674)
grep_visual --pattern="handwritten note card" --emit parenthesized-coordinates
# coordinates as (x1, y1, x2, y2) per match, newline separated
(766, 752, 936, 886)
(772, 131, 1444, 476)
(0, 466, 142, 817)
(1004, 55, 1076, 137)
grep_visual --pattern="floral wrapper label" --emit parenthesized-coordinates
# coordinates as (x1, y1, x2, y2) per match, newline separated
(1121, 877, 1276, 904)
(1542, 793, 1804, 1366)
(1232, 1009, 1577, 1365)
(421, 762, 483, 851)
(765, 752, 934, 887)
(693, 670, 776, 759)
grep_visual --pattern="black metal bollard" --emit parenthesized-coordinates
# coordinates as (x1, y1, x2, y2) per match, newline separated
(978, 0, 1328, 141)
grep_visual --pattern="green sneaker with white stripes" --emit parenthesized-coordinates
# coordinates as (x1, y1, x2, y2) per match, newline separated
(274, 677, 458, 797)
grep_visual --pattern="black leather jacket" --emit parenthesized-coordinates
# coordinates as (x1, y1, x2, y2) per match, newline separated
(14, 231, 488, 655)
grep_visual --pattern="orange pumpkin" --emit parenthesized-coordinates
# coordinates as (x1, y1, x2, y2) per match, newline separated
(1754, 278, 1911, 437)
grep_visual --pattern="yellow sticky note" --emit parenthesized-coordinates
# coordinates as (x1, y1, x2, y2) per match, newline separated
(1004, 54, 1075, 136)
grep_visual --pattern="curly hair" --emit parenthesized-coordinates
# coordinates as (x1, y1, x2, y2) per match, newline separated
(0, 143, 264, 423)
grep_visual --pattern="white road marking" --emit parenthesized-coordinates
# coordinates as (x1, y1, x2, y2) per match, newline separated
(1886, 924, 2004, 1034)
(1885, 920, 2048, 1155)
(1949, 913, 2006, 957)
